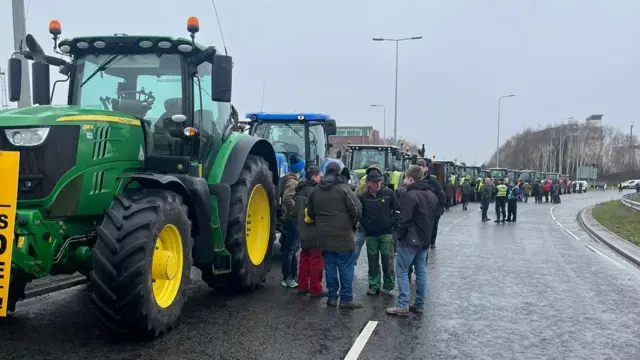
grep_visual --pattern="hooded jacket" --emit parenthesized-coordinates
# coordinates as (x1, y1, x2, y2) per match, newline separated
(295, 178, 319, 250)
(396, 180, 438, 249)
(307, 174, 362, 252)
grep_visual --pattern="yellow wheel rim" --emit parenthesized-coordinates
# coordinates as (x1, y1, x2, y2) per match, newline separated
(245, 184, 271, 266)
(152, 224, 184, 308)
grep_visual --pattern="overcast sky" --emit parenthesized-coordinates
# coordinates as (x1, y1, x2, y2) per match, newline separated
(2, 0, 639, 164)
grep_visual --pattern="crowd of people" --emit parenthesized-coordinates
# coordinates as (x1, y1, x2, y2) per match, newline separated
(277, 159, 444, 316)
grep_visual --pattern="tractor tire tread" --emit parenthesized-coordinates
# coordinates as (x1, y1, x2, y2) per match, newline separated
(92, 189, 193, 339)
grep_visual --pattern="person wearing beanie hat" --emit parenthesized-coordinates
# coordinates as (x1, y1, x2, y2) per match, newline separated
(354, 164, 384, 265)
(280, 157, 306, 289)
(307, 161, 363, 308)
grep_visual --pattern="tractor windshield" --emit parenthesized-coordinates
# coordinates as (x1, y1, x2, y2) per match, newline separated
(253, 123, 305, 158)
(72, 53, 183, 124)
(351, 148, 386, 170)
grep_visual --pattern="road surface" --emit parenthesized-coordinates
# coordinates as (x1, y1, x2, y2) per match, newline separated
(1, 190, 639, 360)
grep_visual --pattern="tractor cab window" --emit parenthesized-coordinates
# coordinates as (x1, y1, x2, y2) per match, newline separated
(72, 53, 184, 156)
(307, 123, 327, 167)
(351, 148, 386, 170)
(193, 61, 231, 163)
(253, 123, 305, 159)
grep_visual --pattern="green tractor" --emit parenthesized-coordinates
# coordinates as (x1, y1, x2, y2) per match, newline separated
(0, 18, 279, 338)
(345, 144, 404, 190)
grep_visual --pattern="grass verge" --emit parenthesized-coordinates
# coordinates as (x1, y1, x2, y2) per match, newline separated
(592, 200, 640, 246)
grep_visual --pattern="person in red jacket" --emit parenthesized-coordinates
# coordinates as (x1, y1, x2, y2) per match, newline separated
(543, 180, 551, 203)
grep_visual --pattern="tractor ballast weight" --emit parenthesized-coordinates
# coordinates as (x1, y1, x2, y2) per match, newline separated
(0, 18, 279, 339)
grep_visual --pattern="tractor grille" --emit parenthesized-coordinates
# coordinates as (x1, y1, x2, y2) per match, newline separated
(0, 126, 80, 200)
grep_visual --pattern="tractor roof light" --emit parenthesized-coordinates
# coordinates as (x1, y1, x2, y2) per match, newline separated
(49, 20, 62, 37)
(187, 17, 200, 34)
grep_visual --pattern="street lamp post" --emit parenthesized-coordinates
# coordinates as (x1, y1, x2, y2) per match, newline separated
(370, 104, 386, 144)
(372, 36, 422, 144)
(496, 94, 516, 168)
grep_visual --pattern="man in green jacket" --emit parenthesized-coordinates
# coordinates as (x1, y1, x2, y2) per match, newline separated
(480, 178, 492, 222)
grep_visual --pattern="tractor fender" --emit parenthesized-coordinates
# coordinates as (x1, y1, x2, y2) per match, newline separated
(220, 136, 278, 186)
(119, 173, 215, 266)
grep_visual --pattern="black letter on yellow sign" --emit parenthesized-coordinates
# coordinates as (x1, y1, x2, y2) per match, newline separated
(0, 234, 6, 255)
(0, 214, 7, 230)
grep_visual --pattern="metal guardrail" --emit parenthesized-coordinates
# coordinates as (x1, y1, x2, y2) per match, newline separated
(621, 193, 640, 211)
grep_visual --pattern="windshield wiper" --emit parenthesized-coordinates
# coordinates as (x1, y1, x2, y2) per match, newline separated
(81, 54, 122, 87)
(283, 123, 303, 139)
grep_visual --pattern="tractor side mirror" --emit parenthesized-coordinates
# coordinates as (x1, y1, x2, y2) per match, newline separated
(211, 54, 232, 103)
(411, 154, 418, 164)
(8, 57, 22, 102)
(395, 152, 402, 161)
(32, 62, 51, 105)
(324, 119, 337, 136)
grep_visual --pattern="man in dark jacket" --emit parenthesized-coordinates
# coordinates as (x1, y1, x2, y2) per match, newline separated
(358, 168, 399, 295)
(461, 178, 472, 211)
(386, 166, 438, 316)
(480, 178, 492, 222)
(295, 166, 326, 297)
(444, 179, 455, 210)
(426, 175, 446, 248)
(307, 162, 363, 308)
(280, 159, 305, 288)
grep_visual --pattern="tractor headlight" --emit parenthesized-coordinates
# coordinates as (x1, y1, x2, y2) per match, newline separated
(5, 128, 50, 146)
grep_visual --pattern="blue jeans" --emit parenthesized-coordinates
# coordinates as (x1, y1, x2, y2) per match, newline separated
(396, 244, 427, 308)
(281, 219, 299, 280)
(323, 251, 355, 302)
(353, 230, 366, 265)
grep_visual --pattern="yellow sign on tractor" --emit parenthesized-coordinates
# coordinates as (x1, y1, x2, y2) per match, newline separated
(0, 151, 20, 317)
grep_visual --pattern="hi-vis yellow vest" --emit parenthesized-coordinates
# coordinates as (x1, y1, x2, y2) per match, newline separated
(496, 184, 508, 197)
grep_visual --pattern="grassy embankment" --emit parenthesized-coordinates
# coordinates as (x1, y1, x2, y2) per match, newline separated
(591, 199, 640, 246)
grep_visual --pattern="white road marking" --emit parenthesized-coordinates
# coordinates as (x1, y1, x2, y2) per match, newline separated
(585, 244, 623, 267)
(344, 321, 378, 360)
(550, 207, 622, 266)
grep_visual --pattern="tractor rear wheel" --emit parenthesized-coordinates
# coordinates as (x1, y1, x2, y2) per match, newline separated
(92, 189, 193, 339)
(203, 155, 276, 292)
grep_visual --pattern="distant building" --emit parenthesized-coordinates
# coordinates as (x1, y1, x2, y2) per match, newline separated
(328, 125, 380, 158)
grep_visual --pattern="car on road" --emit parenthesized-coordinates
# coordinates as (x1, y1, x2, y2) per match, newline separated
(622, 179, 640, 189)
(573, 180, 589, 193)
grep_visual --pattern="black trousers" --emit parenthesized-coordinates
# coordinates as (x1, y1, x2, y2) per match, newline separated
(430, 215, 441, 246)
(462, 194, 469, 208)
(507, 199, 517, 220)
(495, 197, 506, 220)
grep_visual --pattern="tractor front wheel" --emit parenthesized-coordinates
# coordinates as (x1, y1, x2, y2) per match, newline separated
(91, 189, 193, 339)
(203, 155, 276, 292)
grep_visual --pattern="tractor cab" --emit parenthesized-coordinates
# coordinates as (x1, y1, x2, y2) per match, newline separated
(245, 113, 337, 178)
(519, 170, 537, 182)
(432, 160, 457, 186)
(547, 172, 560, 182)
(489, 168, 509, 182)
(346, 144, 403, 190)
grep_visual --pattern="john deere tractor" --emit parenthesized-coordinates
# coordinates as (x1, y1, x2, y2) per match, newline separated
(346, 144, 404, 190)
(0, 18, 278, 339)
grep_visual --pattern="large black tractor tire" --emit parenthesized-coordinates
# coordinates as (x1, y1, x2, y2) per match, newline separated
(203, 155, 276, 293)
(91, 189, 193, 339)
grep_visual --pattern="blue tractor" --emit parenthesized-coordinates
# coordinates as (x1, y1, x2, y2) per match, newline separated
(244, 113, 345, 177)
(245, 113, 347, 247)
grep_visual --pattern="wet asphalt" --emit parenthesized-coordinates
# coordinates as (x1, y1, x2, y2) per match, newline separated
(2, 190, 640, 360)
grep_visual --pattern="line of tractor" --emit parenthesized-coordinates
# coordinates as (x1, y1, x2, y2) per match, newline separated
(0, 17, 579, 341)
